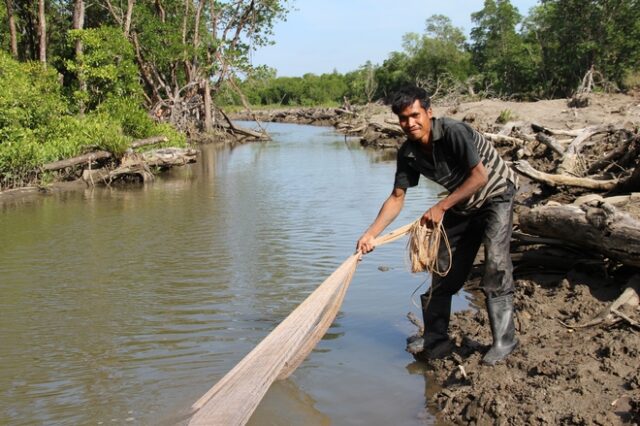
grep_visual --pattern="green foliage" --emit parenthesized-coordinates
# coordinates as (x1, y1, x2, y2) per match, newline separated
(375, 15, 473, 99)
(529, 0, 640, 96)
(96, 97, 185, 147)
(229, 70, 349, 107)
(470, 0, 540, 97)
(0, 52, 184, 190)
(0, 51, 68, 131)
(496, 109, 515, 124)
(66, 26, 142, 111)
(622, 70, 640, 90)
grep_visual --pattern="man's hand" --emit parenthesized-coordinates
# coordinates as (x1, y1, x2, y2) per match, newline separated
(356, 233, 376, 254)
(420, 203, 446, 228)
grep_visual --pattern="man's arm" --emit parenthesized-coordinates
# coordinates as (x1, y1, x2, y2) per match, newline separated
(421, 162, 488, 227)
(356, 187, 406, 254)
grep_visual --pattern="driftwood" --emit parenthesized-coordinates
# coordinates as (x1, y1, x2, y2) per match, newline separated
(370, 119, 404, 137)
(42, 136, 170, 172)
(219, 108, 269, 140)
(519, 199, 640, 268)
(484, 133, 525, 147)
(43, 150, 112, 171)
(512, 160, 618, 190)
(557, 125, 611, 176)
(82, 148, 197, 186)
(535, 133, 565, 156)
(586, 136, 634, 175)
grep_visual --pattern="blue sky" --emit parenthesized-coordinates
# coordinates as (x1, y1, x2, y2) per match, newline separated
(250, 0, 540, 77)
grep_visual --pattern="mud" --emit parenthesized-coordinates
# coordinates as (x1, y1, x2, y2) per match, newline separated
(414, 270, 640, 426)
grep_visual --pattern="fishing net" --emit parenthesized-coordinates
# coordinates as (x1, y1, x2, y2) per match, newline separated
(188, 219, 447, 425)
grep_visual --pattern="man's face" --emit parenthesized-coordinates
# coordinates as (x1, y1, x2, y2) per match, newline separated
(397, 99, 433, 144)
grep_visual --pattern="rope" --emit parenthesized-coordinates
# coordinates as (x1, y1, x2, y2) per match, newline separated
(407, 218, 451, 276)
(406, 217, 452, 310)
(187, 218, 447, 425)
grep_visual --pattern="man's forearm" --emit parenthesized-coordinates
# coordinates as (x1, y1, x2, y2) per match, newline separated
(365, 194, 404, 237)
(438, 163, 488, 211)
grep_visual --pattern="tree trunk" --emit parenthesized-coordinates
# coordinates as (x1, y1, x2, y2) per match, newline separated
(519, 200, 640, 268)
(37, 0, 47, 65)
(5, 0, 18, 58)
(73, 0, 86, 114)
(512, 160, 618, 190)
(124, 0, 135, 37)
(203, 79, 213, 132)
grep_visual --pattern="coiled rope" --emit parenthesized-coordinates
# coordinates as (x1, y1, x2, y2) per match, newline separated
(407, 218, 452, 276)
(188, 218, 449, 425)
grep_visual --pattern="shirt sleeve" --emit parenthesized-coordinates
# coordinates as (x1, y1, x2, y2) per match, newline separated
(446, 123, 481, 170)
(394, 147, 420, 189)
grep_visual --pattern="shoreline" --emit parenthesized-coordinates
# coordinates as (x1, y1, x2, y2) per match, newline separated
(234, 94, 640, 424)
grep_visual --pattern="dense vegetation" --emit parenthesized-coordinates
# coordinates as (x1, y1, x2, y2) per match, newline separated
(228, 0, 640, 106)
(0, 0, 639, 189)
(0, 0, 289, 189)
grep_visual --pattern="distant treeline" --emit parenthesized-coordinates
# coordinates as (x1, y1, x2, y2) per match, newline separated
(222, 0, 640, 107)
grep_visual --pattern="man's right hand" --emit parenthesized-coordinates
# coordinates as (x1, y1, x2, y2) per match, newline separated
(356, 233, 376, 254)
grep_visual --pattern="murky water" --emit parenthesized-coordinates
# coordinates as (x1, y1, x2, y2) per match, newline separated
(1, 123, 468, 425)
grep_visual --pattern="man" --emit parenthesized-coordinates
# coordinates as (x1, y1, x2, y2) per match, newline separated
(356, 85, 519, 365)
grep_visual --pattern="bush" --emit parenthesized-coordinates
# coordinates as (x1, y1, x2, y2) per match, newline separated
(0, 52, 185, 190)
(97, 97, 185, 147)
(622, 70, 640, 91)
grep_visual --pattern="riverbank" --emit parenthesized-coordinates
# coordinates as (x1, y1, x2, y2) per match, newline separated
(233, 93, 640, 425)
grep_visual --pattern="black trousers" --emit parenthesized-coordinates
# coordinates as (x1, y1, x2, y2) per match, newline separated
(428, 183, 516, 300)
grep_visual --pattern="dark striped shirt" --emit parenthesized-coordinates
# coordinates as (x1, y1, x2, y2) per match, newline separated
(394, 117, 518, 213)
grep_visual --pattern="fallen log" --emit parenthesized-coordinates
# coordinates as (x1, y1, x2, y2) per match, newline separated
(535, 133, 565, 156)
(219, 108, 269, 140)
(557, 125, 612, 176)
(43, 150, 112, 171)
(142, 147, 198, 167)
(82, 148, 197, 186)
(369, 120, 403, 137)
(42, 136, 171, 171)
(512, 160, 618, 190)
(519, 200, 640, 268)
(531, 123, 588, 137)
(82, 163, 153, 185)
(484, 133, 525, 147)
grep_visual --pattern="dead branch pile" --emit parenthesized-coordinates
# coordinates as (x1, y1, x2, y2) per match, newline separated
(41, 136, 197, 186)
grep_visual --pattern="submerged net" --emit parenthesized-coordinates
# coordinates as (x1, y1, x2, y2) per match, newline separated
(187, 220, 445, 425)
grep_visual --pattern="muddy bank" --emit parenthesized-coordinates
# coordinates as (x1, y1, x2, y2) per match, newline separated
(416, 271, 640, 425)
(230, 106, 351, 127)
(230, 93, 640, 152)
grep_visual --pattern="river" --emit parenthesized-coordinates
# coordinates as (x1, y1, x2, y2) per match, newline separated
(0, 122, 469, 425)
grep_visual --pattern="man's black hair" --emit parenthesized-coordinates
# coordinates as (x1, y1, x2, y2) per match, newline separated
(391, 85, 431, 114)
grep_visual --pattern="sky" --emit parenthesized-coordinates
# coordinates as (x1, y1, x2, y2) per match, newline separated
(250, 0, 540, 77)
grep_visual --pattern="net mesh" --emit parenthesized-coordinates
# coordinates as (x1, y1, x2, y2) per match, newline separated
(188, 219, 445, 425)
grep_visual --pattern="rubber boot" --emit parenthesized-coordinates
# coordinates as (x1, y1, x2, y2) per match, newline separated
(406, 294, 451, 356)
(482, 294, 519, 365)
